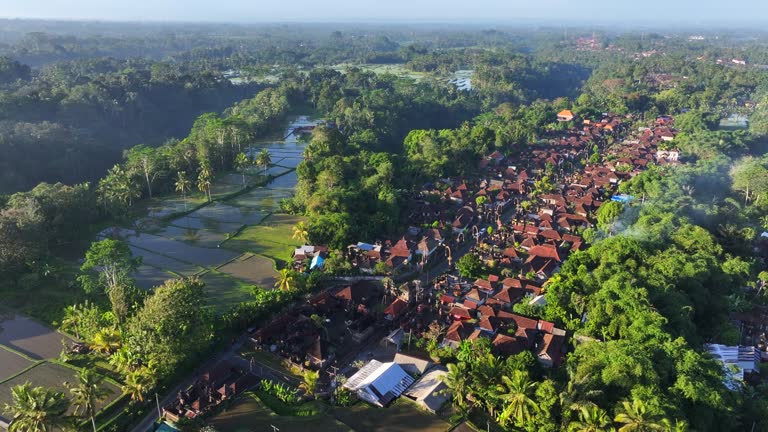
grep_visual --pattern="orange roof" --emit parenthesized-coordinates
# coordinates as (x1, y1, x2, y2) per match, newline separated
(558, 109, 575, 118)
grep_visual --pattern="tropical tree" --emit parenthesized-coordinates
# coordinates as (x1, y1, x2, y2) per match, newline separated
(234, 152, 250, 187)
(614, 399, 665, 432)
(494, 370, 540, 428)
(108, 346, 141, 373)
(568, 404, 614, 432)
(122, 366, 156, 402)
(275, 268, 296, 291)
(67, 369, 111, 432)
(125, 144, 165, 199)
(60, 304, 83, 340)
(91, 328, 122, 354)
(256, 148, 272, 177)
(440, 363, 471, 410)
(299, 370, 320, 397)
(175, 171, 191, 210)
(197, 163, 213, 202)
(3, 383, 71, 432)
(292, 221, 309, 244)
(78, 239, 139, 295)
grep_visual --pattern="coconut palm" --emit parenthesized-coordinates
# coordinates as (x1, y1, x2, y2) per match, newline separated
(255, 148, 272, 177)
(234, 152, 250, 187)
(4, 382, 71, 432)
(274, 268, 295, 291)
(174, 171, 191, 210)
(60, 304, 83, 340)
(108, 346, 140, 373)
(494, 370, 540, 428)
(67, 369, 111, 432)
(197, 163, 213, 202)
(299, 370, 319, 397)
(439, 363, 471, 410)
(292, 221, 309, 244)
(614, 399, 665, 432)
(90, 328, 122, 354)
(568, 404, 614, 432)
(122, 366, 156, 402)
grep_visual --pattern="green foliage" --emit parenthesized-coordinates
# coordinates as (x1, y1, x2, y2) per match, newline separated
(125, 278, 214, 376)
(3, 382, 72, 432)
(457, 254, 484, 280)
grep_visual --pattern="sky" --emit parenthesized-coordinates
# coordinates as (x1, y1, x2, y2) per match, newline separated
(2, 0, 767, 25)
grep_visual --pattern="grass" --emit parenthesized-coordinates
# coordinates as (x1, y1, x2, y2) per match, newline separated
(207, 392, 352, 432)
(223, 214, 306, 265)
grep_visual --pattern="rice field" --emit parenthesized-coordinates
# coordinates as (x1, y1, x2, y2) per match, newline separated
(217, 254, 278, 289)
(0, 313, 74, 360)
(0, 362, 121, 418)
(126, 232, 240, 268)
(222, 214, 306, 264)
(0, 347, 34, 381)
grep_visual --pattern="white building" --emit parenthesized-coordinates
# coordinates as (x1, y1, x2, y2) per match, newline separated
(344, 360, 415, 407)
(705, 344, 760, 389)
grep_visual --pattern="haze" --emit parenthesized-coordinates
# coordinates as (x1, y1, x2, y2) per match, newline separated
(3, 0, 768, 25)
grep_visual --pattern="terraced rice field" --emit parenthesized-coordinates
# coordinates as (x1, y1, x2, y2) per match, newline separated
(0, 362, 121, 418)
(200, 271, 258, 312)
(0, 313, 74, 360)
(127, 232, 240, 267)
(0, 347, 34, 381)
(221, 214, 306, 264)
(217, 254, 278, 288)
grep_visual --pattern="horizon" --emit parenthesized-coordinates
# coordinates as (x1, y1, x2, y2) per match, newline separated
(2, 0, 767, 27)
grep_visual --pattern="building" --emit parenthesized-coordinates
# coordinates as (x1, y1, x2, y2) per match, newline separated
(344, 360, 415, 407)
(394, 353, 433, 375)
(403, 366, 450, 413)
(557, 110, 575, 122)
(705, 343, 760, 389)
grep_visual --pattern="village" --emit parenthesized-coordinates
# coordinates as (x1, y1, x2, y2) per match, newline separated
(159, 109, 687, 423)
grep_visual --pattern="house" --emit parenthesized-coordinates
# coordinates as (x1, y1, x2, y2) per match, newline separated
(557, 110, 575, 122)
(705, 344, 760, 389)
(393, 353, 433, 375)
(536, 333, 566, 368)
(443, 320, 475, 348)
(403, 366, 450, 413)
(344, 360, 415, 407)
(384, 298, 409, 321)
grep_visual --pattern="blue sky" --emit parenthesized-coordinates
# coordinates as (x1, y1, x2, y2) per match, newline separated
(2, 0, 767, 24)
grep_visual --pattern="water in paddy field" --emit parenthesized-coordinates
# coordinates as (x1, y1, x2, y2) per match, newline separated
(247, 115, 320, 189)
(449, 70, 473, 91)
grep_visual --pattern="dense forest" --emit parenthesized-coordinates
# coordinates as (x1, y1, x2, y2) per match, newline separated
(2, 20, 768, 432)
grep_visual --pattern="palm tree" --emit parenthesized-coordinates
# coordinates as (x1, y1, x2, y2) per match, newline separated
(175, 171, 191, 210)
(90, 328, 122, 354)
(66, 369, 111, 432)
(568, 404, 614, 432)
(292, 221, 309, 244)
(299, 370, 319, 398)
(255, 148, 272, 177)
(614, 399, 665, 432)
(108, 347, 140, 373)
(439, 363, 470, 410)
(234, 152, 250, 187)
(4, 382, 71, 432)
(197, 163, 213, 202)
(494, 370, 540, 428)
(274, 268, 295, 291)
(660, 419, 688, 432)
(60, 304, 83, 340)
(122, 367, 156, 402)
